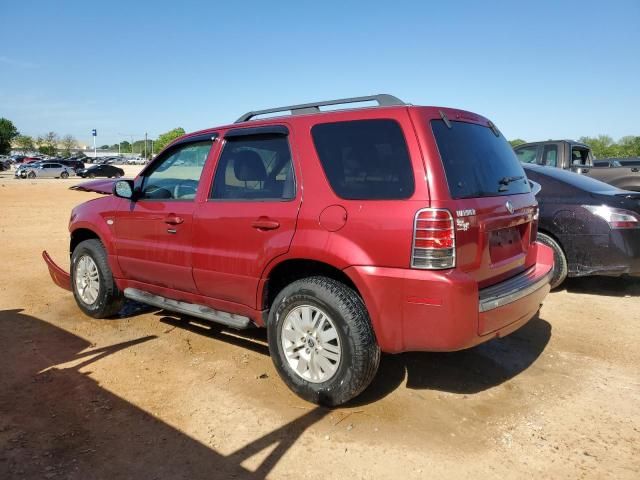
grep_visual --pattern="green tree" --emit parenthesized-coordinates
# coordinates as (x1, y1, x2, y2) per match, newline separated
(578, 135, 617, 158)
(154, 127, 185, 153)
(617, 136, 640, 157)
(37, 132, 59, 156)
(60, 135, 77, 156)
(0, 117, 19, 155)
(119, 140, 131, 153)
(99, 144, 110, 150)
(509, 138, 527, 147)
(14, 134, 35, 153)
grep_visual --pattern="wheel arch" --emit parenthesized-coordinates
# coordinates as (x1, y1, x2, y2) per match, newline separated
(260, 258, 360, 313)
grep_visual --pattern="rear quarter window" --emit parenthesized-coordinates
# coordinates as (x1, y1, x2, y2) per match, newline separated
(311, 119, 414, 200)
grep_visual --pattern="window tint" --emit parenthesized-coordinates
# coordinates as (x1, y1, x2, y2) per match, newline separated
(541, 145, 558, 167)
(431, 120, 530, 198)
(210, 135, 295, 200)
(515, 145, 539, 164)
(140, 140, 212, 201)
(311, 119, 414, 200)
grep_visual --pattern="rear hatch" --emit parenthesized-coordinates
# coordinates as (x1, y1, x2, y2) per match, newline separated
(429, 118, 537, 288)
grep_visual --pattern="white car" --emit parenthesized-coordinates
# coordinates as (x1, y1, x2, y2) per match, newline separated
(20, 162, 74, 179)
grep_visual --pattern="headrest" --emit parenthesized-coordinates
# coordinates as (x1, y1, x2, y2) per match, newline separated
(233, 150, 266, 181)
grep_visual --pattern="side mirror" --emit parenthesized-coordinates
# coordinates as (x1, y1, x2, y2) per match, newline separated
(113, 179, 134, 199)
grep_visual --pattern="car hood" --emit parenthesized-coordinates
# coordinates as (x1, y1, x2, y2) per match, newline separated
(69, 178, 121, 194)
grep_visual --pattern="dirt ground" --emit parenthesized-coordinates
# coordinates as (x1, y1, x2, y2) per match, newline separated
(1, 168, 639, 479)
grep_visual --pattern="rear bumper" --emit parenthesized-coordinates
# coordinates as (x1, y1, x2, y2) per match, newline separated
(42, 251, 72, 291)
(345, 242, 554, 353)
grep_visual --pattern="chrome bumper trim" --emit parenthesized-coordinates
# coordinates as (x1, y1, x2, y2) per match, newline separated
(478, 266, 552, 313)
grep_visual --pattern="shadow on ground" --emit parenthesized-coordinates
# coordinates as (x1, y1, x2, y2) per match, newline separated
(0, 309, 328, 480)
(158, 311, 551, 406)
(561, 275, 640, 297)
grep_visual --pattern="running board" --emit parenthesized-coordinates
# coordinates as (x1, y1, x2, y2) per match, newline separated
(123, 288, 251, 329)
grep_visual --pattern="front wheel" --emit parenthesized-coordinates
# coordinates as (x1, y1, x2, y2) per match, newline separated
(537, 232, 568, 289)
(267, 276, 380, 406)
(71, 239, 124, 318)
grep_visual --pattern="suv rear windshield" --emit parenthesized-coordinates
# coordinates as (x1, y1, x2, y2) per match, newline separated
(311, 119, 414, 200)
(431, 120, 530, 199)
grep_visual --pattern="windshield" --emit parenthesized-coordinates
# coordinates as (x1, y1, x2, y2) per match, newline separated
(431, 120, 530, 199)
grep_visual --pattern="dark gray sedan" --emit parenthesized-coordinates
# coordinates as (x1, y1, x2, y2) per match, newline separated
(524, 164, 640, 288)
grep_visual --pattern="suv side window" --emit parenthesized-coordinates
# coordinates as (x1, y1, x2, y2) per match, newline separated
(210, 134, 295, 201)
(515, 145, 539, 164)
(541, 144, 558, 167)
(311, 119, 414, 200)
(139, 140, 212, 201)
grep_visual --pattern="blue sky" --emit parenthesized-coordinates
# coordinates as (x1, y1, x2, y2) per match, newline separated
(1, 0, 639, 146)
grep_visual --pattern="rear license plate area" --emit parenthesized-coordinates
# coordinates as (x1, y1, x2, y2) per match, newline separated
(489, 227, 523, 262)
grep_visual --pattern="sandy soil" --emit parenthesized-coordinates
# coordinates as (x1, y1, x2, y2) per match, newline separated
(1, 169, 639, 479)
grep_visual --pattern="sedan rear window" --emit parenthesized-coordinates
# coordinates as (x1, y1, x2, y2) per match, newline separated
(311, 119, 414, 200)
(432, 120, 531, 199)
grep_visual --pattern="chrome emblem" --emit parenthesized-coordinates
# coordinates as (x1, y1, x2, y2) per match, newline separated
(505, 201, 515, 214)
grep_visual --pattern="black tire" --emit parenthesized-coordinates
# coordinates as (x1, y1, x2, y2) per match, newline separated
(71, 239, 124, 318)
(88, 173, 95, 179)
(61, 171, 69, 179)
(267, 276, 380, 406)
(27, 171, 36, 179)
(537, 232, 568, 289)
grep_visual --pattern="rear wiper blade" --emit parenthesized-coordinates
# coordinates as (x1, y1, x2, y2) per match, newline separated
(498, 175, 524, 185)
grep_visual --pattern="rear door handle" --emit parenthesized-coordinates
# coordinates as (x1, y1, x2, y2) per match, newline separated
(251, 218, 280, 230)
(164, 215, 184, 225)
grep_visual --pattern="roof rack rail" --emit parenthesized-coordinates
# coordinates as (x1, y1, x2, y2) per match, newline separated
(234, 94, 406, 123)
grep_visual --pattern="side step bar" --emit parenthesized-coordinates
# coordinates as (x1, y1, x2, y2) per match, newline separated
(123, 288, 251, 329)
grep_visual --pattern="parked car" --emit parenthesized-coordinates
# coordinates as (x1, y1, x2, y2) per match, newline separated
(19, 162, 74, 179)
(57, 159, 86, 172)
(524, 164, 640, 288)
(43, 94, 553, 406)
(76, 164, 124, 178)
(514, 140, 640, 191)
(15, 161, 42, 178)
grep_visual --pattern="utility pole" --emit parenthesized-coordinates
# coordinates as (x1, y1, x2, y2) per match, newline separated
(92, 129, 97, 159)
(151, 140, 154, 158)
(144, 132, 147, 160)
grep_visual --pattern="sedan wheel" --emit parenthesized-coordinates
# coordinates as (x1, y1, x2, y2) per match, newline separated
(61, 171, 69, 179)
(88, 173, 95, 179)
(27, 171, 36, 179)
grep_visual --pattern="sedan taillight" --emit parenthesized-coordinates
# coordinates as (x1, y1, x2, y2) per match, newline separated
(583, 205, 640, 229)
(411, 208, 455, 269)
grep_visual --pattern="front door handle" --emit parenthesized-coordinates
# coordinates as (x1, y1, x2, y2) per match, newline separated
(251, 218, 280, 230)
(164, 214, 184, 225)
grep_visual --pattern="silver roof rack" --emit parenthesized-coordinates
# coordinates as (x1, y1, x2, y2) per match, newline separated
(235, 94, 406, 123)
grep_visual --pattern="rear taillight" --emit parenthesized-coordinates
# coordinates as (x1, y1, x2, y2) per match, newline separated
(530, 206, 539, 243)
(583, 205, 640, 229)
(411, 208, 455, 269)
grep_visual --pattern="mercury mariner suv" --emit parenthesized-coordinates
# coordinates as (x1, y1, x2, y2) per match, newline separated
(44, 94, 553, 406)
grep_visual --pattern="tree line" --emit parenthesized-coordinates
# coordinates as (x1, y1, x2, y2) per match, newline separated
(0, 117, 185, 159)
(509, 135, 640, 159)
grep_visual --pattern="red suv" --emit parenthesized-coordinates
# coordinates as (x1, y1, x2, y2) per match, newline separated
(44, 95, 553, 405)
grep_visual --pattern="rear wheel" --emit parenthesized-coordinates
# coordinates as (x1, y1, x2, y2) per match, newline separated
(27, 171, 36, 179)
(71, 239, 123, 318)
(267, 276, 380, 406)
(537, 232, 568, 289)
(88, 173, 95, 178)
(61, 171, 69, 179)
